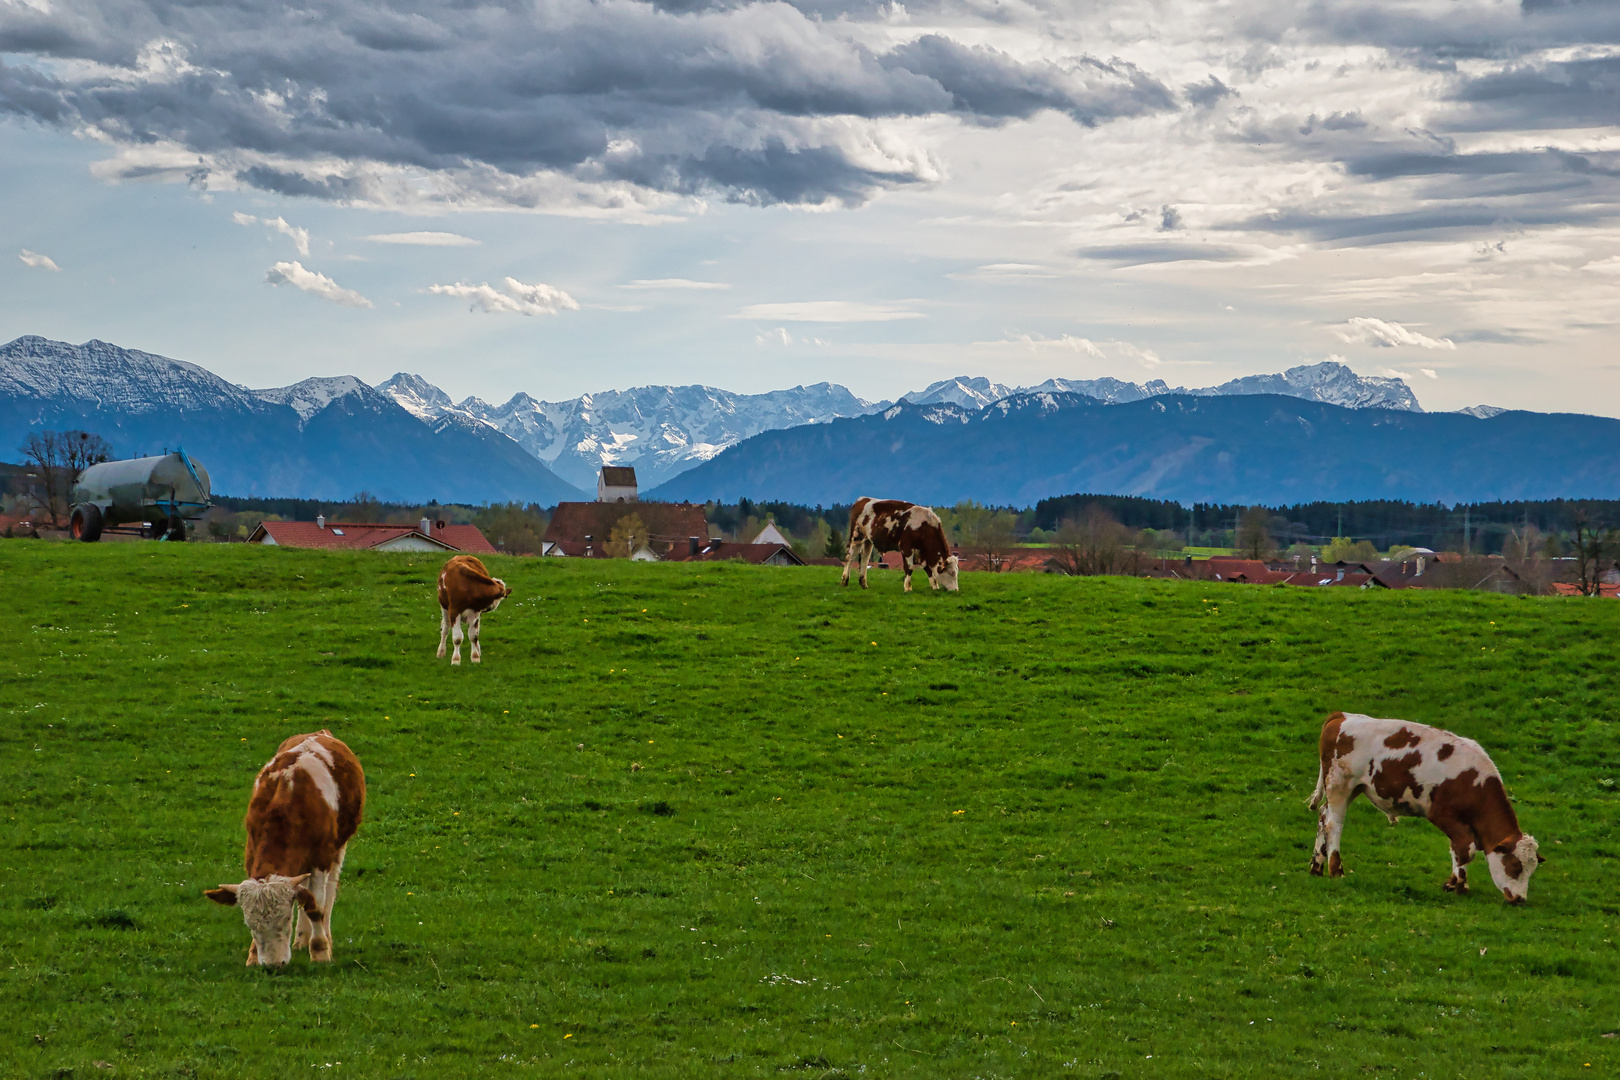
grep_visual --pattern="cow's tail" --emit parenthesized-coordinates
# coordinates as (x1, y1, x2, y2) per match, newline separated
(1306, 762, 1326, 810)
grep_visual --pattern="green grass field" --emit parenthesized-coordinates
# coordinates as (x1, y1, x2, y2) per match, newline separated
(2, 543, 1617, 1079)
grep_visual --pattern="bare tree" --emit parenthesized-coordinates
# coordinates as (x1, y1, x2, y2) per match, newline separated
(62, 430, 112, 477)
(1235, 506, 1277, 560)
(1502, 524, 1555, 595)
(1048, 505, 1145, 576)
(1571, 511, 1616, 597)
(966, 511, 1018, 572)
(19, 431, 67, 525)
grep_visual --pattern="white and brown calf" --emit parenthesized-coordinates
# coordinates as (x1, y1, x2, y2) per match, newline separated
(841, 497, 960, 593)
(205, 730, 366, 965)
(1307, 712, 1543, 903)
(437, 554, 512, 665)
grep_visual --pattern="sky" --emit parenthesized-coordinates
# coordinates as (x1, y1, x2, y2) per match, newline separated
(2, 0, 1619, 414)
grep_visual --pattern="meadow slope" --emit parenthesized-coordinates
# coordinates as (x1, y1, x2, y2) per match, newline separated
(1, 544, 1616, 1079)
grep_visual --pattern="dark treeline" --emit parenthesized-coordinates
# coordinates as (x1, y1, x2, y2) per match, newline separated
(1033, 494, 1620, 553)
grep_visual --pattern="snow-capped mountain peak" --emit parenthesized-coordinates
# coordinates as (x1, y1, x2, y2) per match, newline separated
(376, 372, 461, 423)
(254, 375, 375, 424)
(901, 376, 1013, 410)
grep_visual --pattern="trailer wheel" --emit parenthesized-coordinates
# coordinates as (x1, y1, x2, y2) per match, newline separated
(165, 520, 187, 542)
(70, 504, 104, 542)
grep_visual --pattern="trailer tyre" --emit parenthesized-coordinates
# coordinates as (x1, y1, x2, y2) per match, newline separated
(70, 503, 104, 542)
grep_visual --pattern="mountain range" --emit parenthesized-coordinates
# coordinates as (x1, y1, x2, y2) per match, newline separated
(647, 393, 1620, 507)
(3, 333, 1565, 507)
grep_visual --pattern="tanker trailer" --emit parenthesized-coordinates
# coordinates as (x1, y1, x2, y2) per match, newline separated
(68, 448, 211, 542)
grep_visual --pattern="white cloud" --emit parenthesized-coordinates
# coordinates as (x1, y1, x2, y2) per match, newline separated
(621, 278, 730, 290)
(976, 333, 1105, 357)
(756, 327, 793, 346)
(362, 232, 480, 247)
(731, 301, 924, 323)
(18, 249, 60, 271)
(265, 261, 371, 308)
(1581, 256, 1620, 275)
(429, 277, 579, 316)
(234, 212, 310, 256)
(1333, 317, 1456, 351)
(1421, 368, 1438, 380)
(1377, 366, 1413, 380)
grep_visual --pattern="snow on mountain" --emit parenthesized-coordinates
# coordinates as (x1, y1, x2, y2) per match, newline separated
(901, 376, 1012, 409)
(377, 378, 883, 490)
(0, 334, 268, 415)
(1455, 405, 1508, 419)
(906, 362, 1419, 414)
(375, 372, 465, 424)
(254, 375, 376, 425)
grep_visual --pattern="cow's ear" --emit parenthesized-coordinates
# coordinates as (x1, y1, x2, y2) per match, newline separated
(205, 885, 239, 906)
(1536, 854, 1547, 864)
(295, 887, 323, 922)
(288, 872, 312, 887)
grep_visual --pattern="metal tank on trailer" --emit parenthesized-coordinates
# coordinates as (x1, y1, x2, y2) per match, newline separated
(69, 449, 212, 542)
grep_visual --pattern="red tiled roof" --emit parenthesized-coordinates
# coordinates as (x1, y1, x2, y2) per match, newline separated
(664, 541, 805, 566)
(249, 520, 495, 553)
(1551, 582, 1620, 597)
(543, 502, 709, 546)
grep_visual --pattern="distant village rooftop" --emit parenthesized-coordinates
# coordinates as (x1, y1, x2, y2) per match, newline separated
(248, 515, 495, 554)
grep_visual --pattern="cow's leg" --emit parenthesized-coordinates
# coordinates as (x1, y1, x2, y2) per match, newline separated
(450, 610, 465, 665)
(901, 550, 914, 592)
(307, 859, 339, 961)
(859, 541, 873, 588)
(1311, 788, 1352, 878)
(246, 939, 258, 966)
(1432, 816, 1474, 894)
(437, 605, 451, 659)
(840, 544, 857, 586)
(469, 611, 482, 664)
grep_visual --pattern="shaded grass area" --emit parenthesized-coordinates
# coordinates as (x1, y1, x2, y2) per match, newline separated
(1, 543, 1617, 1078)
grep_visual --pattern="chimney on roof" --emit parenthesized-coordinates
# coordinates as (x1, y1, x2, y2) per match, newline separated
(1310, 553, 1317, 572)
(689, 536, 700, 556)
(1416, 555, 1426, 577)
(317, 514, 326, 529)
(419, 517, 432, 536)
(585, 533, 593, 558)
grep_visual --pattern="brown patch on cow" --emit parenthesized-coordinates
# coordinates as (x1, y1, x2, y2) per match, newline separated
(1437, 743, 1454, 761)
(1383, 727, 1422, 749)
(1328, 851, 1343, 878)
(1319, 712, 1355, 769)
(1428, 768, 1522, 856)
(1496, 849, 1524, 879)
(244, 732, 365, 880)
(1370, 751, 1425, 805)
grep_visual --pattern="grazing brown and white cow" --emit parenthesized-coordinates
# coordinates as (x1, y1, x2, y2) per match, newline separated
(437, 554, 512, 665)
(1307, 712, 1543, 903)
(205, 730, 366, 965)
(841, 497, 959, 593)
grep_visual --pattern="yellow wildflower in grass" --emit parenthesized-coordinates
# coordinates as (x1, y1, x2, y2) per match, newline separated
(953, 810, 965, 815)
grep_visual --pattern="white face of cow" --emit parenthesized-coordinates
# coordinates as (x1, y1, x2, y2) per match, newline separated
(487, 579, 509, 612)
(934, 554, 960, 592)
(206, 874, 313, 966)
(1487, 835, 1542, 904)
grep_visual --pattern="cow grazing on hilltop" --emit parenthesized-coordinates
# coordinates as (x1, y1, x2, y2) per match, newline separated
(841, 498, 959, 593)
(1308, 712, 1543, 903)
(437, 554, 512, 665)
(205, 730, 366, 965)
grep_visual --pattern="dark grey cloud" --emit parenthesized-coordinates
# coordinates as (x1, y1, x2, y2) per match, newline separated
(1076, 242, 1249, 265)
(1225, 203, 1609, 244)
(0, 0, 1177, 208)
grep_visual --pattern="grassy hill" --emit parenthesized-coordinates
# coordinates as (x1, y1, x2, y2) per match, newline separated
(2, 543, 1617, 1078)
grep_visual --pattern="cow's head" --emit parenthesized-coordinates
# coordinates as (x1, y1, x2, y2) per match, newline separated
(206, 874, 321, 966)
(931, 554, 960, 592)
(1486, 834, 1544, 905)
(489, 578, 512, 611)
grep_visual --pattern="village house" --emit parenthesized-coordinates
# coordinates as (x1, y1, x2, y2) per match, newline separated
(247, 515, 495, 554)
(597, 466, 639, 503)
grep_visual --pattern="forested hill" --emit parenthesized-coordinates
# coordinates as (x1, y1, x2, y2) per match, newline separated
(647, 393, 1620, 507)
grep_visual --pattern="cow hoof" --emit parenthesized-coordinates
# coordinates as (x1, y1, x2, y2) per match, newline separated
(310, 942, 332, 962)
(451, 657, 461, 666)
(1309, 863, 1323, 877)
(436, 646, 446, 659)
